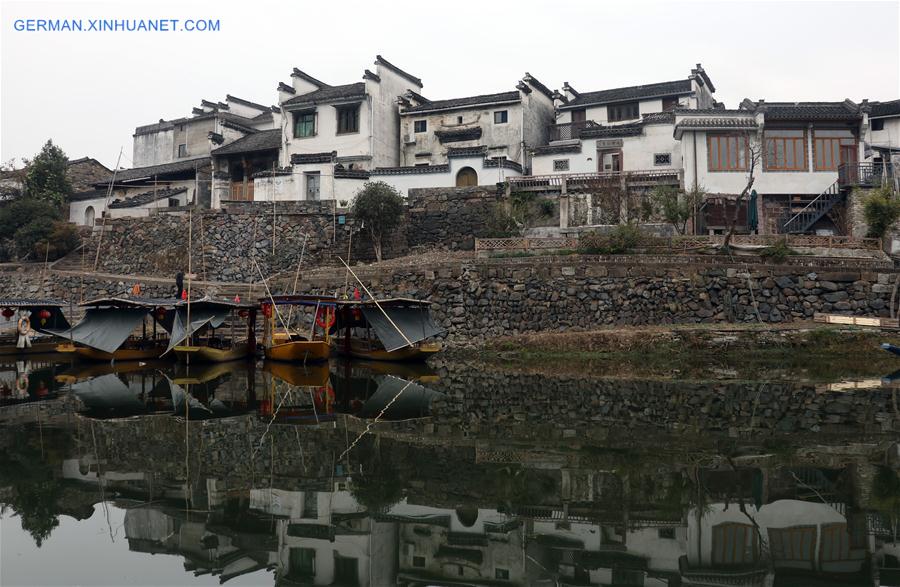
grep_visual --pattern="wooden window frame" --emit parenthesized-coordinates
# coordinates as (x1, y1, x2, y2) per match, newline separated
(764, 129, 808, 172)
(707, 133, 749, 172)
(293, 111, 316, 138)
(813, 131, 857, 172)
(413, 120, 427, 133)
(494, 110, 508, 124)
(608, 101, 640, 122)
(336, 105, 360, 135)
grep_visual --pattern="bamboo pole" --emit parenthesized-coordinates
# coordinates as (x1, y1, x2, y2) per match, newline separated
(338, 257, 413, 348)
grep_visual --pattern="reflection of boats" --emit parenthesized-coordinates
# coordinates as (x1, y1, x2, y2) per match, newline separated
(0, 299, 71, 355)
(358, 375, 444, 419)
(72, 371, 174, 417)
(261, 295, 336, 363)
(0, 359, 62, 404)
(173, 360, 248, 386)
(882, 343, 900, 357)
(332, 357, 440, 384)
(51, 297, 174, 361)
(56, 360, 170, 384)
(168, 298, 256, 363)
(333, 298, 443, 361)
(264, 361, 330, 387)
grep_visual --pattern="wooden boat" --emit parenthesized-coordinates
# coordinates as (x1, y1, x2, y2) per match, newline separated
(0, 299, 72, 355)
(260, 295, 337, 364)
(174, 342, 250, 363)
(48, 297, 174, 362)
(264, 360, 330, 387)
(333, 298, 444, 362)
(340, 337, 441, 361)
(57, 341, 165, 361)
(166, 298, 256, 363)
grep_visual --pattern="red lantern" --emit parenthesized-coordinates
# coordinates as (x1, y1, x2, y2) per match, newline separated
(181, 290, 188, 301)
(238, 309, 249, 318)
(233, 294, 241, 303)
(2, 308, 14, 321)
(154, 307, 167, 321)
(261, 304, 272, 318)
(38, 309, 51, 320)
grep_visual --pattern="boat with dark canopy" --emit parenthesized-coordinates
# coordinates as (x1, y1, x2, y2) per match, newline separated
(0, 299, 71, 355)
(51, 297, 174, 361)
(332, 298, 444, 361)
(260, 294, 338, 363)
(167, 297, 256, 363)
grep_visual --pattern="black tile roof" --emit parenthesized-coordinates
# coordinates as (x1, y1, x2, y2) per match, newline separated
(753, 101, 861, 121)
(70, 189, 109, 201)
(580, 122, 644, 138)
(447, 146, 487, 158)
(872, 99, 900, 118)
(291, 68, 329, 88)
(211, 129, 281, 157)
(560, 79, 692, 110)
(401, 91, 520, 114)
(282, 82, 366, 109)
(375, 55, 423, 88)
(67, 157, 111, 171)
(108, 187, 187, 209)
(483, 157, 523, 173)
(291, 152, 336, 165)
(371, 164, 450, 176)
(435, 127, 483, 144)
(226, 94, 270, 112)
(334, 167, 371, 180)
(532, 143, 583, 156)
(97, 157, 209, 185)
(522, 73, 553, 100)
(675, 117, 757, 129)
(642, 111, 676, 124)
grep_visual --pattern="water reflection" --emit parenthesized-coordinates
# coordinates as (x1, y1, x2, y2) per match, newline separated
(2, 357, 900, 586)
(0, 356, 67, 406)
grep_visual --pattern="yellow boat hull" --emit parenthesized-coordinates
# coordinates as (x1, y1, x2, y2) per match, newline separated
(173, 343, 250, 363)
(336, 339, 441, 362)
(265, 340, 330, 363)
(57, 343, 165, 362)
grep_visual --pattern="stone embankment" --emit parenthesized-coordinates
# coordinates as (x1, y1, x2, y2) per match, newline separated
(2, 252, 899, 343)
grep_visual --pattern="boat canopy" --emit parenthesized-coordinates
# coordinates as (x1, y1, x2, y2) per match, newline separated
(261, 294, 339, 306)
(0, 299, 71, 333)
(357, 302, 444, 352)
(164, 299, 238, 355)
(48, 307, 150, 354)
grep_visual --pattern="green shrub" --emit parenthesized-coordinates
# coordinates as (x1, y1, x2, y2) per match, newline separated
(758, 239, 796, 263)
(539, 199, 555, 217)
(0, 198, 75, 261)
(862, 186, 900, 238)
(484, 204, 520, 237)
(578, 223, 645, 254)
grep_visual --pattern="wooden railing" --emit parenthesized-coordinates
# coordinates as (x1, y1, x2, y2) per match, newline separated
(508, 170, 681, 192)
(475, 237, 578, 252)
(838, 162, 894, 187)
(475, 234, 881, 253)
(230, 182, 254, 201)
(548, 120, 601, 141)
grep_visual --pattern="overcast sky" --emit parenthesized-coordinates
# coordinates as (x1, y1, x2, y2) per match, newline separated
(2, 0, 898, 169)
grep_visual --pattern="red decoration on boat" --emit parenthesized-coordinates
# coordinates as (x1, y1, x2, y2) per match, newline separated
(353, 287, 361, 300)
(238, 309, 249, 318)
(181, 290, 188, 301)
(261, 303, 272, 318)
(154, 307, 167, 321)
(234, 294, 241, 303)
(2, 308, 14, 321)
(38, 309, 51, 320)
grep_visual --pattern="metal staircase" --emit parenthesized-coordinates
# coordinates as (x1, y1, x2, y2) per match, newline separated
(779, 180, 844, 234)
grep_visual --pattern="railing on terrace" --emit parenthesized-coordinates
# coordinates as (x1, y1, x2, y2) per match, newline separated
(475, 237, 579, 252)
(508, 170, 681, 192)
(549, 120, 602, 141)
(475, 234, 882, 253)
(838, 162, 894, 188)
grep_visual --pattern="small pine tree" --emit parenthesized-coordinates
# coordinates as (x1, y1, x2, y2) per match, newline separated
(351, 181, 405, 262)
(24, 140, 71, 206)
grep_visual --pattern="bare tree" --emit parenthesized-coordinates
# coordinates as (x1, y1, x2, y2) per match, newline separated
(722, 132, 763, 252)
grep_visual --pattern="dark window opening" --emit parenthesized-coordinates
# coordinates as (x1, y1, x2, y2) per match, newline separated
(658, 527, 676, 539)
(414, 120, 427, 133)
(177, 144, 187, 158)
(293, 111, 316, 138)
(337, 105, 359, 134)
(412, 556, 425, 567)
(571, 109, 587, 123)
(872, 119, 885, 131)
(457, 116, 463, 124)
(495, 568, 510, 580)
(662, 96, 680, 111)
(608, 101, 640, 122)
(494, 110, 508, 124)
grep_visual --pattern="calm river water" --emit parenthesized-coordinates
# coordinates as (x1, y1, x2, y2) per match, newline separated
(1, 354, 900, 586)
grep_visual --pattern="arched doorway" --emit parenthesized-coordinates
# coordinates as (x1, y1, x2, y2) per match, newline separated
(455, 167, 477, 187)
(84, 206, 95, 227)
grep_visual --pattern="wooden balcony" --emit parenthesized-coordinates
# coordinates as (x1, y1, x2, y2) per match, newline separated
(549, 120, 601, 141)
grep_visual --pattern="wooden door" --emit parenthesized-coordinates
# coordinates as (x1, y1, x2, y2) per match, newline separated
(840, 145, 858, 184)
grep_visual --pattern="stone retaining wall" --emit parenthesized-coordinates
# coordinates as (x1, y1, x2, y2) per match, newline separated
(3, 255, 898, 341)
(405, 185, 503, 251)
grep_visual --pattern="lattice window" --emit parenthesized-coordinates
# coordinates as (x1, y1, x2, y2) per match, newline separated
(654, 153, 672, 166)
(553, 159, 570, 171)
